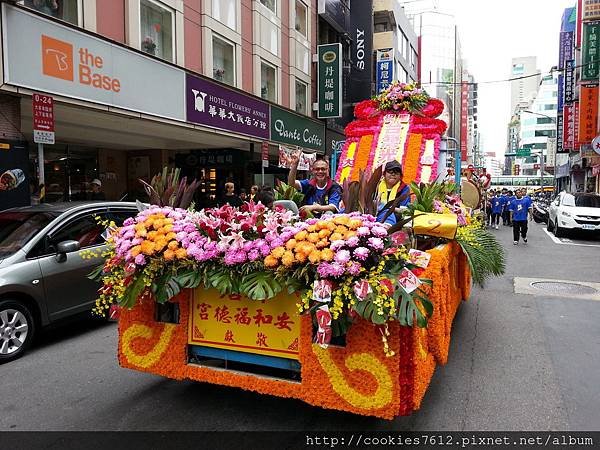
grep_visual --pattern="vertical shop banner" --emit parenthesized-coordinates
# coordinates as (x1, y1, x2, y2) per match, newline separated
(460, 82, 469, 162)
(558, 74, 565, 112)
(559, 32, 574, 68)
(317, 43, 342, 118)
(563, 105, 575, 151)
(582, 22, 600, 81)
(583, 0, 600, 21)
(578, 84, 599, 144)
(574, 101, 581, 150)
(556, 113, 566, 154)
(375, 49, 394, 94)
(32, 93, 55, 144)
(350, 0, 373, 103)
(564, 60, 575, 104)
(578, 0, 585, 47)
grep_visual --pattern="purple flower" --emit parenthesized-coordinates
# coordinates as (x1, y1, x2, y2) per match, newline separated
(353, 247, 369, 261)
(371, 226, 388, 238)
(134, 254, 146, 265)
(334, 249, 351, 265)
(357, 226, 371, 237)
(346, 262, 362, 276)
(248, 249, 260, 261)
(330, 240, 346, 251)
(346, 236, 360, 248)
(367, 237, 384, 250)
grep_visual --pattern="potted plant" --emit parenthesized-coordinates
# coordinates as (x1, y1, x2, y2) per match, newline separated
(141, 36, 156, 55)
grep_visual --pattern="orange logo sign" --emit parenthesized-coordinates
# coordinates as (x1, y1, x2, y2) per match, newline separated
(41, 35, 73, 81)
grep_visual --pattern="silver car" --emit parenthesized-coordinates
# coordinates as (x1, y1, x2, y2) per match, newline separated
(0, 202, 139, 363)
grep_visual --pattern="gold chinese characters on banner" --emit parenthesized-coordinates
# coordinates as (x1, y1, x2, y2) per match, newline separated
(188, 289, 300, 360)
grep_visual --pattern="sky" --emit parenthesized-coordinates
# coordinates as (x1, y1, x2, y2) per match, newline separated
(433, 0, 576, 158)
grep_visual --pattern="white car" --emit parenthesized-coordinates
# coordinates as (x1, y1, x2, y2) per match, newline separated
(548, 192, 600, 237)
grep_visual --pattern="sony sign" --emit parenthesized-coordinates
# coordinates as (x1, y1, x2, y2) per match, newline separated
(350, 0, 373, 102)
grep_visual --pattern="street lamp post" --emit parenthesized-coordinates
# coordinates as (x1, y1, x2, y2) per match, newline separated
(522, 110, 556, 192)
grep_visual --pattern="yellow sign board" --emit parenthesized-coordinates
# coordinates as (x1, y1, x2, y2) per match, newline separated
(0, 143, 10, 150)
(413, 213, 458, 240)
(189, 289, 300, 360)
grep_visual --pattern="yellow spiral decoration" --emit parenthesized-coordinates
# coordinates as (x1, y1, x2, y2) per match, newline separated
(313, 345, 393, 410)
(121, 323, 176, 369)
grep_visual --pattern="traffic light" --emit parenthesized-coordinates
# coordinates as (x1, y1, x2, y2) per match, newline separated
(513, 164, 520, 175)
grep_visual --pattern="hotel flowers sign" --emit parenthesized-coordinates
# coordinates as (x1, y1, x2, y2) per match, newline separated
(186, 74, 270, 140)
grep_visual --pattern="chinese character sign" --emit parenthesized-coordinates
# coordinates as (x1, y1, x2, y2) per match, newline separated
(189, 289, 300, 360)
(578, 84, 599, 144)
(582, 22, 600, 80)
(376, 49, 394, 94)
(564, 60, 575, 104)
(32, 92, 55, 144)
(556, 114, 566, 154)
(460, 83, 469, 162)
(563, 105, 575, 151)
(318, 43, 342, 118)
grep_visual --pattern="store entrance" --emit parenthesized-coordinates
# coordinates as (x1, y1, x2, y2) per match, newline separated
(29, 144, 99, 202)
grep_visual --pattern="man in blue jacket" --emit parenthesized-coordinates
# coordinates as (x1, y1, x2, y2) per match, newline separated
(509, 188, 532, 245)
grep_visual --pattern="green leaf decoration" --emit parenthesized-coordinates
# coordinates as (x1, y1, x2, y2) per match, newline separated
(87, 263, 104, 281)
(122, 274, 148, 308)
(455, 227, 506, 287)
(240, 271, 283, 301)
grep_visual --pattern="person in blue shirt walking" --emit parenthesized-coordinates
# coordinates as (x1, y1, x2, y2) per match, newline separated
(504, 190, 516, 226)
(490, 191, 503, 230)
(509, 188, 532, 245)
(499, 189, 509, 225)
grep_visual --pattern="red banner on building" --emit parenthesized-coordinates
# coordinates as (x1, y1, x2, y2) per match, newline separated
(578, 84, 599, 145)
(460, 82, 469, 162)
(564, 105, 575, 150)
(574, 101, 581, 151)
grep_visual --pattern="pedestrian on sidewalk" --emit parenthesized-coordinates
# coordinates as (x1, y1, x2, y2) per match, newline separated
(504, 190, 515, 226)
(499, 188, 509, 225)
(509, 188, 532, 245)
(490, 190, 502, 229)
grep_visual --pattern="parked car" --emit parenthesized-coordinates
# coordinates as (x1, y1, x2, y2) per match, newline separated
(547, 192, 600, 237)
(0, 202, 139, 363)
(532, 198, 549, 223)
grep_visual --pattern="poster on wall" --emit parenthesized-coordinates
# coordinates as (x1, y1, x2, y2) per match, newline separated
(278, 146, 316, 171)
(0, 141, 30, 210)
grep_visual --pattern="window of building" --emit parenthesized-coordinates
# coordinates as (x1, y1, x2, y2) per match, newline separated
(543, 104, 555, 110)
(374, 21, 389, 33)
(535, 130, 556, 138)
(260, 0, 276, 13)
(261, 61, 277, 102)
(140, 0, 174, 62)
(212, 0, 236, 30)
(212, 35, 236, 86)
(536, 117, 553, 125)
(22, 0, 79, 25)
(295, 79, 308, 114)
(295, 1, 308, 37)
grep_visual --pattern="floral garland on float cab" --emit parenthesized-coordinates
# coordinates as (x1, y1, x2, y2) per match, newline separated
(374, 81, 431, 114)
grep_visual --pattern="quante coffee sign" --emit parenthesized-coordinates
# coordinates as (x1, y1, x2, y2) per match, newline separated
(270, 106, 325, 153)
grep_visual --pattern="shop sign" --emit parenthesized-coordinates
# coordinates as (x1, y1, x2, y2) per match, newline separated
(325, 128, 345, 157)
(583, 0, 600, 21)
(270, 106, 325, 152)
(564, 60, 575, 104)
(188, 290, 300, 360)
(592, 135, 600, 155)
(1, 4, 185, 121)
(574, 102, 581, 149)
(559, 32, 574, 69)
(556, 114, 566, 154)
(186, 74, 270, 140)
(578, 84, 599, 144)
(581, 22, 600, 80)
(558, 74, 564, 112)
(32, 93, 55, 144)
(350, 0, 373, 102)
(563, 105, 575, 151)
(317, 43, 342, 118)
(375, 49, 394, 94)
(460, 82, 469, 162)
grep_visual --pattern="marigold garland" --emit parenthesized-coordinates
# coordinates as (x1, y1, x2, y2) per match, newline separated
(402, 134, 423, 185)
(351, 135, 374, 181)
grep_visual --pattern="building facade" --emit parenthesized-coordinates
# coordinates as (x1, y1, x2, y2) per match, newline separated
(372, 0, 418, 89)
(0, 0, 325, 207)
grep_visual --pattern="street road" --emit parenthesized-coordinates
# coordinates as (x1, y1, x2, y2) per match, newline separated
(1, 222, 599, 431)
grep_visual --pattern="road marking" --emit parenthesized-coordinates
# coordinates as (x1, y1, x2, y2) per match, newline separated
(542, 227, 600, 248)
